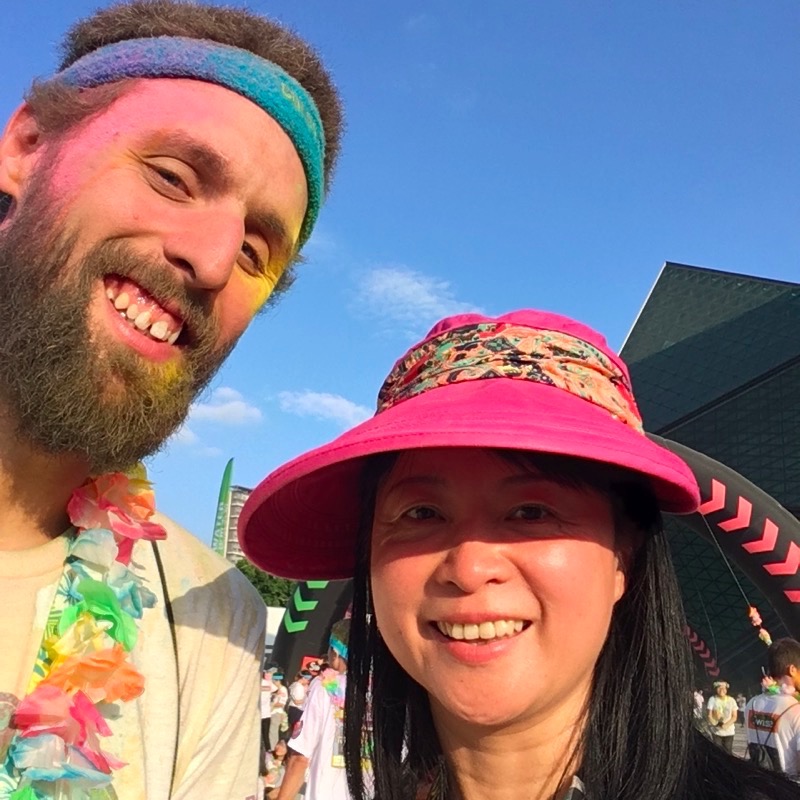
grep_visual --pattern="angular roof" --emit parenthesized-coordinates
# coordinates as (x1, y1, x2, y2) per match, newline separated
(621, 262, 800, 688)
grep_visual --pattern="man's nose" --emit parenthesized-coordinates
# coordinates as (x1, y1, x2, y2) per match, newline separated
(161, 205, 245, 291)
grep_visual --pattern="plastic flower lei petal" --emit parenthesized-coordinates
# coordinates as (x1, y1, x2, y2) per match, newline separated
(47, 613, 112, 667)
(105, 562, 157, 620)
(58, 581, 138, 652)
(320, 669, 346, 709)
(40, 646, 145, 705)
(12, 689, 119, 783)
(3, 471, 164, 797)
(67, 473, 166, 566)
(8, 786, 40, 800)
(68, 529, 119, 575)
(8, 732, 113, 787)
(11, 686, 112, 751)
(12, 685, 77, 742)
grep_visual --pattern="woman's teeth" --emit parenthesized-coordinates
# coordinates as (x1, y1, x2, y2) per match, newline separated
(436, 620, 525, 641)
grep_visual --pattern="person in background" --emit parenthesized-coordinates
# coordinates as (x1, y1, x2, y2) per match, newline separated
(737, 692, 748, 726)
(265, 739, 289, 798)
(261, 671, 277, 771)
(694, 688, 705, 719)
(707, 681, 738, 754)
(275, 620, 353, 800)
(286, 670, 314, 739)
(270, 671, 289, 749)
(745, 639, 800, 777)
(0, 1, 342, 796)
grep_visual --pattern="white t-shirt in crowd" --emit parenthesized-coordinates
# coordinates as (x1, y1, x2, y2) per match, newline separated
(707, 694, 737, 736)
(261, 680, 274, 719)
(746, 691, 800, 775)
(288, 680, 307, 709)
(289, 673, 351, 800)
(271, 683, 288, 717)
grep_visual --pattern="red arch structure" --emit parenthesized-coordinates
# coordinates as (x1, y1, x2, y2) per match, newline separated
(655, 435, 800, 639)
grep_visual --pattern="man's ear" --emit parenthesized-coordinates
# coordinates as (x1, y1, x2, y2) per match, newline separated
(0, 103, 45, 199)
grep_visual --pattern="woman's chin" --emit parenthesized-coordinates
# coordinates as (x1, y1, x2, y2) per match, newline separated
(431, 694, 533, 731)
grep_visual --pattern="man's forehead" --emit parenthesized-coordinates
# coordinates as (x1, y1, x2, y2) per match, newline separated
(54, 35, 324, 245)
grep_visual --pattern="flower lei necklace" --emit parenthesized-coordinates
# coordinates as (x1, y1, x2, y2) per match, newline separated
(320, 669, 346, 710)
(0, 470, 166, 799)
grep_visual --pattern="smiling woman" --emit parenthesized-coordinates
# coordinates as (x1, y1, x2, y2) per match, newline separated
(239, 310, 799, 800)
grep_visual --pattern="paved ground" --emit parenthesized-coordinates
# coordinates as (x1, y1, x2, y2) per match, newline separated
(698, 721, 748, 759)
(733, 722, 748, 759)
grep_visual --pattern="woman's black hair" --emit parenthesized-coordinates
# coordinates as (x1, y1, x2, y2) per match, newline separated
(343, 450, 799, 800)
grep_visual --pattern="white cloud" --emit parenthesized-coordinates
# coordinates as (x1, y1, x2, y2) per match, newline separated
(189, 387, 263, 425)
(171, 425, 199, 445)
(355, 266, 481, 333)
(279, 391, 371, 429)
(302, 227, 338, 261)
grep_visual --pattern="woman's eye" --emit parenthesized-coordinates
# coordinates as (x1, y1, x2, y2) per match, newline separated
(509, 504, 550, 521)
(404, 506, 439, 521)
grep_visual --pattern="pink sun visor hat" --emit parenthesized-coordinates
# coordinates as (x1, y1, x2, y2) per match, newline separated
(239, 310, 700, 580)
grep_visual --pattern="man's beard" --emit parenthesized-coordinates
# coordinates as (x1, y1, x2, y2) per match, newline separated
(0, 182, 234, 473)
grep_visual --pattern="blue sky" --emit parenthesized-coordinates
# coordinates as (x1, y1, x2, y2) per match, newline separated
(3, 1, 798, 545)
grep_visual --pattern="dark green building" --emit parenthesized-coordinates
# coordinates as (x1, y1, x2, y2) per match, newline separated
(621, 262, 800, 689)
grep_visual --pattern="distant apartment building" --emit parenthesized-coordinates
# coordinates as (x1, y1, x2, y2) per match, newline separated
(220, 484, 251, 565)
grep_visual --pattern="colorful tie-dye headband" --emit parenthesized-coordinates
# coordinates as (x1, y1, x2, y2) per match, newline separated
(377, 322, 644, 432)
(329, 634, 348, 661)
(56, 36, 325, 246)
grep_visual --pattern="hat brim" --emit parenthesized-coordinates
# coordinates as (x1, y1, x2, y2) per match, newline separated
(239, 378, 699, 579)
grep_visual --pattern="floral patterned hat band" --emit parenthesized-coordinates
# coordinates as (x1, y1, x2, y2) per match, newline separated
(238, 310, 702, 581)
(377, 322, 644, 433)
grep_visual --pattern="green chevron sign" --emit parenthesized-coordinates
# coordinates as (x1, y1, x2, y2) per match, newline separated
(283, 581, 331, 634)
(282, 609, 307, 633)
(293, 586, 319, 612)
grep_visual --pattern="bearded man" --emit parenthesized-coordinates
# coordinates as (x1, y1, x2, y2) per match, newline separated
(0, 2, 342, 798)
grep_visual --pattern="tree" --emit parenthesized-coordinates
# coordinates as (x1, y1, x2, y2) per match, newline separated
(236, 558, 295, 607)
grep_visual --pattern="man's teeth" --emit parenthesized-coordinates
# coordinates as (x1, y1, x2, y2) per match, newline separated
(107, 288, 181, 344)
(436, 620, 525, 641)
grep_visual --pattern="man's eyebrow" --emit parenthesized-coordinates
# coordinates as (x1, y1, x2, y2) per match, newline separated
(153, 131, 235, 191)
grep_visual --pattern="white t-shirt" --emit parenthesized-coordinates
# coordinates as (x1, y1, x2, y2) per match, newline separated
(707, 694, 737, 736)
(288, 680, 307, 709)
(261, 680, 274, 719)
(271, 683, 288, 717)
(0, 535, 69, 700)
(1, 517, 266, 799)
(289, 673, 351, 800)
(745, 692, 800, 775)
